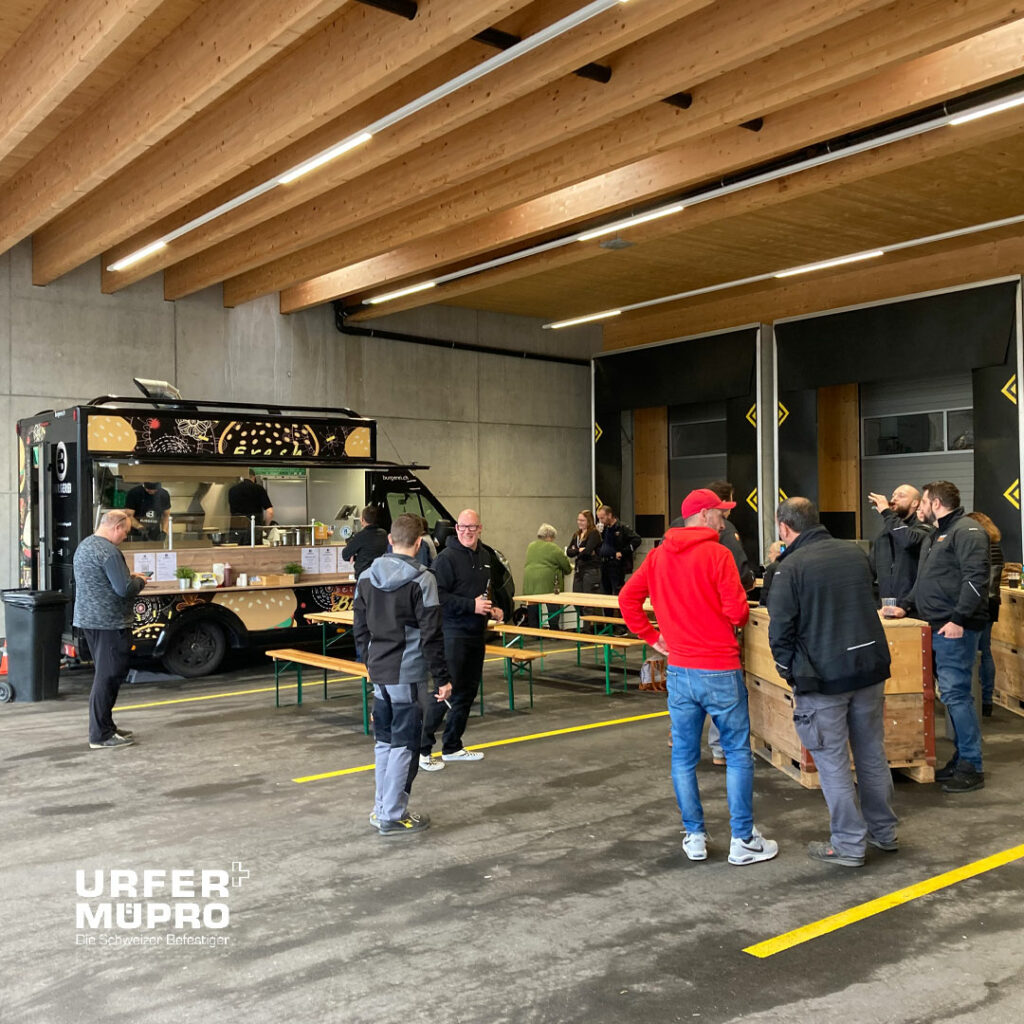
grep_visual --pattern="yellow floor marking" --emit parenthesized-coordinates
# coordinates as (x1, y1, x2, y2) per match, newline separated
(112, 644, 600, 712)
(292, 709, 669, 783)
(744, 842, 1024, 958)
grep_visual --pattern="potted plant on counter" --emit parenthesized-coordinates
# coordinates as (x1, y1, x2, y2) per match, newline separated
(282, 562, 303, 584)
(175, 566, 196, 591)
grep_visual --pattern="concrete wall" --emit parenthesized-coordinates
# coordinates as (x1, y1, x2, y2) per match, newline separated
(0, 241, 597, 631)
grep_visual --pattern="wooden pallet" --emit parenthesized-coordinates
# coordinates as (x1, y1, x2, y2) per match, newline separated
(993, 689, 1024, 720)
(750, 732, 820, 789)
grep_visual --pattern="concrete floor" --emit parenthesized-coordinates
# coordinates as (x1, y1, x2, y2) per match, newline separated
(2, 647, 1023, 1024)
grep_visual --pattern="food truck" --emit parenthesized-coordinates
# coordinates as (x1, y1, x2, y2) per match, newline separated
(16, 392, 511, 677)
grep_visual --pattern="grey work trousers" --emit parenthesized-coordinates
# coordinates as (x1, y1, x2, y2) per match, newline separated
(792, 683, 898, 859)
(373, 682, 422, 823)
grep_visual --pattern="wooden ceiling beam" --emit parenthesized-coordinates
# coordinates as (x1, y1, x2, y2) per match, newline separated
(167, 0, 902, 302)
(270, 9, 1024, 312)
(0, 0, 355, 263)
(600, 229, 1024, 351)
(29, 0, 534, 286)
(340, 101, 1024, 322)
(0, 0, 164, 166)
(105, 0, 698, 293)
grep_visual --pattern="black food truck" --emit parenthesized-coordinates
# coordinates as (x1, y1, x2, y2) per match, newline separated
(16, 393, 513, 678)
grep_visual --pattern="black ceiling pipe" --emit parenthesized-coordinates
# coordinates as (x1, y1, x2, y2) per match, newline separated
(473, 26, 612, 84)
(334, 306, 590, 367)
(355, 0, 417, 19)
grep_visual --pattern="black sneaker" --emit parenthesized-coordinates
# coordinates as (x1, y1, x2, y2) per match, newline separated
(866, 835, 899, 852)
(942, 768, 985, 793)
(115, 727, 133, 738)
(89, 733, 134, 750)
(379, 812, 430, 835)
(934, 757, 958, 782)
(807, 840, 863, 867)
(982, 703, 994, 718)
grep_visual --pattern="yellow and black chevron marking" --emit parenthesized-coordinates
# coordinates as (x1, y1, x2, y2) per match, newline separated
(1001, 374, 1017, 405)
(746, 404, 757, 428)
(594, 421, 603, 443)
(779, 488, 789, 503)
(1004, 478, 1020, 510)
(777, 402, 789, 426)
(746, 488, 758, 512)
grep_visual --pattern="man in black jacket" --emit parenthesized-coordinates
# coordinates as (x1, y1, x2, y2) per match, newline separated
(419, 509, 507, 770)
(888, 480, 989, 793)
(768, 498, 897, 868)
(597, 504, 642, 595)
(342, 505, 389, 579)
(868, 484, 933, 602)
(353, 514, 451, 835)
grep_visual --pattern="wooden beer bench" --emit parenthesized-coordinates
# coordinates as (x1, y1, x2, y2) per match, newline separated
(494, 624, 645, 694)
(266, 648, 372, 733)
(483, 645, 545, 709)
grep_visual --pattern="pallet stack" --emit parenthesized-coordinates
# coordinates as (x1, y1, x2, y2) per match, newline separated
(990, 586, 1024, 718)
(741, 608, 936, 789)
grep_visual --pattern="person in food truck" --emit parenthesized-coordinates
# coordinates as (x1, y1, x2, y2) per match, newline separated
(124, 481, 171, 541)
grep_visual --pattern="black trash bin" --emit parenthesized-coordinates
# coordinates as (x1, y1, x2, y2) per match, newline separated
(1, 589, 69, 702)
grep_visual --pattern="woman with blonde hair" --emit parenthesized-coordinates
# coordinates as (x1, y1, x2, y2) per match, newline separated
(967, 510, 1005, 717)
(567, 509, 602, 594)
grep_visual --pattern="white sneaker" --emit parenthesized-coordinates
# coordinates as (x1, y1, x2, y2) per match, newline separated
(682, 831, 708, 861)
(441, 748, 484, 762)
(418, 754, 445, 772)
(728, 826, 779, 866)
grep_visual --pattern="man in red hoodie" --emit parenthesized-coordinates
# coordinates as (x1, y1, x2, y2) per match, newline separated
(620, 489, 778, 866)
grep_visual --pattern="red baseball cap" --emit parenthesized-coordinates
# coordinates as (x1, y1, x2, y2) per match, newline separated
(681, 488, 736, 520)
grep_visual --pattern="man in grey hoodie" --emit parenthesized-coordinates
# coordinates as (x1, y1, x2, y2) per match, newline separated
(73, 510, 148, 749)
(353, 514, 452, 835)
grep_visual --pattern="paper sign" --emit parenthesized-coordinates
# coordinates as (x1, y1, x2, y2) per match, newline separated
(133, 553, 156, 576)
(337, 556, 354, 576)
(318, 546, 338, 573)
(155, 551, 178, 581)
(300, 547, 319, 574)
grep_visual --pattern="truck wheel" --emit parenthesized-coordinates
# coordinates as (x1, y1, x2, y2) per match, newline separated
(162, 621, 227, 678)
(0, 680, 13, 703)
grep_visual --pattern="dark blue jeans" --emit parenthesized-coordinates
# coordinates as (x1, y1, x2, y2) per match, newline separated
(978, 623, 995, 705)
(933, 630, 983, 771)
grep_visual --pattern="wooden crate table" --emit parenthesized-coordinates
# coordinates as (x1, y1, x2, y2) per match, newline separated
(742, 607, 935, 788)
(991, 586, 1024, 718)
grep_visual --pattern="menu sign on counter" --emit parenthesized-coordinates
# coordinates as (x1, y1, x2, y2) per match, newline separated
(318, 547, 338, 574)
(300, 547, 319, 574)
(133, 553, 156, 576)
(155, 551, 178, 581)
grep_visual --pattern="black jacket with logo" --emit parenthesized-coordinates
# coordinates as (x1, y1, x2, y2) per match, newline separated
(906, 507, 990, 631)
(767, 525, 891, 695)
(870, 508, 933, 602)
(433, 536, 512, 637)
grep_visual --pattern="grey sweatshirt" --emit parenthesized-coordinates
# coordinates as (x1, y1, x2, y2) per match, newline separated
(72, 535, 145, 629)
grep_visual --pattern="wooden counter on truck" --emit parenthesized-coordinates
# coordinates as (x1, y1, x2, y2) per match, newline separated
(742, 607, 935, 788)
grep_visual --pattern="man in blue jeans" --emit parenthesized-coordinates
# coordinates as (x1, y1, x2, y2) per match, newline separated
(621, 489, 778, 865)
(888, 480, 989, 793)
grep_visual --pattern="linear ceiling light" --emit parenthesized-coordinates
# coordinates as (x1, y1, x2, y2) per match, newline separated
(576, 204, 685, 242)
(547, 309, 622, 329)
(106, 240, 167, 272)
(107, 0, 627, 274)
(365, 280, 437, 304)
(948, 92, 1024, 126)
(774, 250, 884, 278)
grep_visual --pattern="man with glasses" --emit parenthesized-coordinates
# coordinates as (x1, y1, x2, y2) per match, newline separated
(72, 511, 149, 749)
(419, 510, 503, 771)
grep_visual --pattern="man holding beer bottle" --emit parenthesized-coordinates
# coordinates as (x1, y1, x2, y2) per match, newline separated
(419, 509, 504, 771)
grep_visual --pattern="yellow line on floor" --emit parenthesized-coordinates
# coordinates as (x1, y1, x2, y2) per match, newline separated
(111, 645, 598, 711)
(744, 842, 1024, 958)
(292, 709, 669, 783)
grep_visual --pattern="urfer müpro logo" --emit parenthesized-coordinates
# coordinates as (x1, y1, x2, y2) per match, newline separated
(74, 862, 248, 947)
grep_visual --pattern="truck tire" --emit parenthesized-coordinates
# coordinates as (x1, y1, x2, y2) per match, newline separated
(161, 620, 227, 678)
(0, 680, 14, 703)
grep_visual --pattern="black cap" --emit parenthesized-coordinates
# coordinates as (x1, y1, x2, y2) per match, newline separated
(143, 482, 160, 489)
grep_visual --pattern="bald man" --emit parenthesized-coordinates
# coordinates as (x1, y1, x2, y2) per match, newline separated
(868, 484, 933, 604)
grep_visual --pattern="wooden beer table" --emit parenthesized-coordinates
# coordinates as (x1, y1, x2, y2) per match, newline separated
(742, 607, 936, 788)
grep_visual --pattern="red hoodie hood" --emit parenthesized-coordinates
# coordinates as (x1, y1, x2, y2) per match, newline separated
(662, 526, 721, 553)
